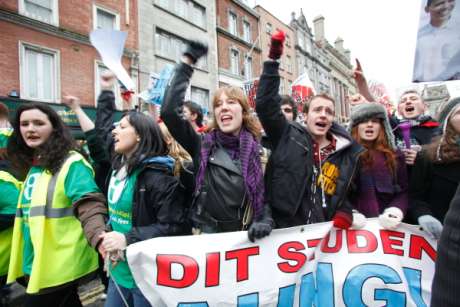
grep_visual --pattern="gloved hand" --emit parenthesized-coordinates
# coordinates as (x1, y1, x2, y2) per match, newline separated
(248, 206, 274, 242)
(332, 211, 352, 229)
(378, 207, 403, 230)
(183, 40, 208, 64)
(418, 215, 443, 240)
(351, 210, 367, 229)
(268, 30, 286, 60)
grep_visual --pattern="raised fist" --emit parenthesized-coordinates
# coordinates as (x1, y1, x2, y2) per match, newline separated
(183, 40, 208, 64)
(268, 30, 286, 60)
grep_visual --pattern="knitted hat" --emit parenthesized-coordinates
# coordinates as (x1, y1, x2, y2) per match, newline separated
(348, 103, 396, 150)
(438, 97, 460, 133)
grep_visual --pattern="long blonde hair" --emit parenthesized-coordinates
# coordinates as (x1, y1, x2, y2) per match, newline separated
(208, 86, 261, 139)
(159, 122, 192, 176)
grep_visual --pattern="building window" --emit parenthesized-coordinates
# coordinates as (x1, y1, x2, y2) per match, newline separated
(244, 56, 252, 79)
(288, 80, 293, 94)
(297, 33, 304, 49)
(156, 0, 206, 29)
(266, 22, 272, 34)
(191, 86, 209, 111)
(20, 42, 59, 102)
(93, 5, 120, 30)
(285, 34, 290, 47)
(19, 0, 59, 25)
(286, 55, 292, 73)
(155, 29, 208, 69)
(228, 12, 237, 35)
(279, 77, 285, 94)
(95, 62, 122, 110)
(230, 49, 239, 75)
(243, 21, 251, 43)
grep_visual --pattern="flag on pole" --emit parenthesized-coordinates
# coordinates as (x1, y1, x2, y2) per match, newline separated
(291, 72, 315, 106)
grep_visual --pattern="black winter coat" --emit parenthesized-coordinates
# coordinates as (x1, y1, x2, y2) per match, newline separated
(85, 91, 187, 244)
(256, 61, 363, 228)
(390, 115, 440, 147)
(431, 185, 460, 307)
(409, 150, 460, 223)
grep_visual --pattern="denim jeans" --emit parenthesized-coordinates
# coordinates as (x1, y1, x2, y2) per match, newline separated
(104, 279, 151, 307)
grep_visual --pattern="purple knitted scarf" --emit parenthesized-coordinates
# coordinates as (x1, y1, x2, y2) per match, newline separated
(195, 128, 264, 218)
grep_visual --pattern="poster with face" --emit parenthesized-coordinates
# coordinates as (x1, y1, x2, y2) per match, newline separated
(413, 0, 460, 82)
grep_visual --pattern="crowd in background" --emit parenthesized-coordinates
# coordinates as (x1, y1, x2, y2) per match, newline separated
(0, 31, 459, 307)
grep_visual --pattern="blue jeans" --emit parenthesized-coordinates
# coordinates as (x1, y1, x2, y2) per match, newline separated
(105, 279, 151, 307)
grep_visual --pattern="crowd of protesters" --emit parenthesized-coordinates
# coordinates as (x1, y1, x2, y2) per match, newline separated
(0, 30, 459, 307)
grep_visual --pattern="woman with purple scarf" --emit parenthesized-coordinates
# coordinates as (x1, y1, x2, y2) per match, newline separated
(349, 103, 408, 229)
(161, 41, 273, 242)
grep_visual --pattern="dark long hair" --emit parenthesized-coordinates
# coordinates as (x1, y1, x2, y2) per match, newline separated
(351, 120, 397, 176)
(7, 102, 76, 179)
(112, 111, 168, 174)
(425, 120, 460, 163)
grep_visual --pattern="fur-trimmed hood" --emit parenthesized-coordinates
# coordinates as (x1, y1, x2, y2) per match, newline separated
(348, 103, 396, 150)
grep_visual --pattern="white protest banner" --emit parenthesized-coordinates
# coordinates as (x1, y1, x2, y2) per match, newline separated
(291, 72, 315, 105)
(243, 78, 259, 109)
(138, 65, 175, 105)
(90, 29, 135, 91)
(127, 219, 436, 306)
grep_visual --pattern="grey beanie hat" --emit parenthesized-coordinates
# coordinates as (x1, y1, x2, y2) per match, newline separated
(438, 97, 460, 133)
(348, 103, 396, 150)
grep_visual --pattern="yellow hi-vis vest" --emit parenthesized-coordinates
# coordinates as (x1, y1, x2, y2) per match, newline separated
(7, 152, 99, 294)
(0, 171, 21, 277)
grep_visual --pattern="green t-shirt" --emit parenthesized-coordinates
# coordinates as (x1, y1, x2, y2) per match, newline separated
(107, 169, 140, 289)
(0, 172, 20, 215)
(0, 128, 12, 149)
(20, 160, 100, 275)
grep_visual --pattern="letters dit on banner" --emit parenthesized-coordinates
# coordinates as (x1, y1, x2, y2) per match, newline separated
(127, 219, 436, 307)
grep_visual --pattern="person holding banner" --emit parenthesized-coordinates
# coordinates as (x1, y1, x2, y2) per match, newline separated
(348, 103, 408, 229)
(161, 40, 273, 241)
(5, 102, 107, 307)
(409, 97, 460, 240)
(86, 73, 188, 307)
(256, 30, 363, 229)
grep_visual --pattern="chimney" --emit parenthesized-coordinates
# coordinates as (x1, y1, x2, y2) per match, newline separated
(334, 37, 344, 52)
(313, 15, 325, 42)
(291, 11, 296, 21)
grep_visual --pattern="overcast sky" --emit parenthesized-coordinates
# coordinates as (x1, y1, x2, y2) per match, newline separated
(250, 0, 460, 100)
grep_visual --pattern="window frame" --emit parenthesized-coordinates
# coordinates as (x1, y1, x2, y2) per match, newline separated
(19, 0, 59, 26)
(92, 4, 120, 30)
(230, 48, 240, 76)
(243, 20, 251, 43)
(228, 11, 237, 36)
(19, 41, 60, 103)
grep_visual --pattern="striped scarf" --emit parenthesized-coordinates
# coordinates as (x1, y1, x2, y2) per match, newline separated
(195, 128, 264, 218)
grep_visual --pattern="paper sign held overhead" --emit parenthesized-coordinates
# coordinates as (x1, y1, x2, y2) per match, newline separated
(90, 29, 135, 91)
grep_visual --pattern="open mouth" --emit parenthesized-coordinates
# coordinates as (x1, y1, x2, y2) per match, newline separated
(316, 122, 327, 129)
(365, 129, 374, 136)
(26, 135, 40, 141)
(220, 115, 233, 124)
(405, 106, 415, 112)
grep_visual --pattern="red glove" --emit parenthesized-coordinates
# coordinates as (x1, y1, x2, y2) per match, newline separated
(268, 30, 286, 60)
(332, 211, 352, 229)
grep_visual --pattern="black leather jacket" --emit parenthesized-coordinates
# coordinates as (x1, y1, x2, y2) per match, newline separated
(161, 63, 252, 233)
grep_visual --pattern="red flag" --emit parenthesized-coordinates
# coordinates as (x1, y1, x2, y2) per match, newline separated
(291, 73, 315, 109)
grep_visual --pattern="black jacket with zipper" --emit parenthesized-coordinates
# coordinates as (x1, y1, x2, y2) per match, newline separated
(256, 60, 363, 228)
(161, 62, 258, 232)
(85, 91, 188, 244)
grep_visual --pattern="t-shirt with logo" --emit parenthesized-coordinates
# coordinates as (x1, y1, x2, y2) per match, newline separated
(20, 160, 100, 275)
(107, 168, 140, 289)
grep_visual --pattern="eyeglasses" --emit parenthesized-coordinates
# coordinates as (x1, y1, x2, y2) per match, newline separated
(281, 107, 293, 113)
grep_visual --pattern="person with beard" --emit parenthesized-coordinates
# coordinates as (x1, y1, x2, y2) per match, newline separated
(348, 103, 408, 229)
(161, 40, 273, 242)
(409, 97, 460, 240)
(256, 30, 363, 229)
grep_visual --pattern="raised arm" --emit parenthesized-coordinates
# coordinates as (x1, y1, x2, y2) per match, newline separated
(161, 40, 208, 160)
(255, 31, 289, 150)
(62, 95, 95, 132)
(352, 59, 375, 103)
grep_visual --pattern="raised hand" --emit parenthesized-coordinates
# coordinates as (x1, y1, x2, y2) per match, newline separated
(62, 95, 82, 110)
(183, 40, 208, 64)
(100, 71, 117, 91)
(268, 30, 286, 60)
